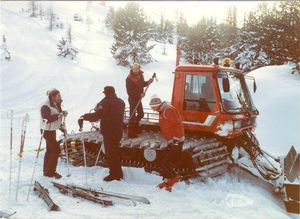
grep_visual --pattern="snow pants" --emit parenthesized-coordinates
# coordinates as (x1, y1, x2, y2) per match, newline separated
(128, 97, 144, 137)
(128, 96, 144, 123)
(43, 130, 60, 175)
(159, 143, 183, 179)
(103, 135, 123, 178)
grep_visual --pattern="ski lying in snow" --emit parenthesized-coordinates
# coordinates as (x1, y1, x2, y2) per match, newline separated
(67, 183, 150, 205)
(52, 182, 113, 207)
(0, 210, 16, 218)
(33, 181, 60, 211)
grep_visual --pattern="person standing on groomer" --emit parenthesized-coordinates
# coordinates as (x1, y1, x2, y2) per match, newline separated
(40, 88, 68, 179)
(126, 63, 153, 138)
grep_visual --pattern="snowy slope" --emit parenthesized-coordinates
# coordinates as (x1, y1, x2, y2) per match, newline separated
(249, 65, 300, 155)
(0, 2, 299, 219)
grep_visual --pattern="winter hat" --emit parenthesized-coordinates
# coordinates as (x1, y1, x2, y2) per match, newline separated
(47, 88, 60, 99)
(103, 86, 115, 95)
(149, 94, 162, 107)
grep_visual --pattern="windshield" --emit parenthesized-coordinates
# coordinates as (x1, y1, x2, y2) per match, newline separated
(217, 71, 255, 113)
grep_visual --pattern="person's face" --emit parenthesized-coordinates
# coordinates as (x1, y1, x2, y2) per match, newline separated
(132, 66, 140, 74)
(52, 93, 62, 104)
(150, 105, 160, 112)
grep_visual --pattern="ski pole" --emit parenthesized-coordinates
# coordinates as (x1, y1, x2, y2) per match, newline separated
(15, 113, 30, 202)
(62, 116, 71, 177)
(8, 109, 13, 199)
(94, 142, 102, 167)
(78, 120, 88, 185)
(81, 130, 88, 186)
(26, 120, 47, 201)
(128, 73, 157, 123)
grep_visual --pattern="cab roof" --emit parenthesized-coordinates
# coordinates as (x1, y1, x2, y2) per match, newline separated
(175, 64, 242, 74)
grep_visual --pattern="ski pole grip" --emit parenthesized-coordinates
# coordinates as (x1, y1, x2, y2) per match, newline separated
(152, 72, 158, 81)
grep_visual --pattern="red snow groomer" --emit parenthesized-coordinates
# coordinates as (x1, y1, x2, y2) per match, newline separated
(59, 57, 300, 214)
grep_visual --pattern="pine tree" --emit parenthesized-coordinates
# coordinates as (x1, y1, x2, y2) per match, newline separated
(277, 1, 300, 63)
(175, 10, 189, 43)
(39, 3, 44, 20)
(219, 6, 238, 49)
(243, 1, 300, 65)
(111, 2, 155, 66)
(57, 26, 78, 60)
(29, 1, 37, 18)
(48, 7, 55, 31)
(181, 17, 219, 64)
(105, 6, 115, 28)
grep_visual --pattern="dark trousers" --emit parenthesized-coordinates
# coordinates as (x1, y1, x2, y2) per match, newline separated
(103, 136, 123, 178)
(128, 97, 144, 123)
(43, 130, 60, 175)
(159, 143, 183, 179)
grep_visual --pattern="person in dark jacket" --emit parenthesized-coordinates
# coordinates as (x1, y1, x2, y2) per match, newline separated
(40, 88, 68, 179)
(79, 86, 125, 182)
(126, 63, 153, 138)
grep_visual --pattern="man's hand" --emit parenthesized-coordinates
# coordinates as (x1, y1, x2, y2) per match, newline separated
(58, 110, 68, 119)
(78, 116, 84, 131)
(61, 110, 68, 117)
(173, 139, 180, 146)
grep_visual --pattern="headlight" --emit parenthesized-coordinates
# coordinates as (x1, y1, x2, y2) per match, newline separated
(233, 120, 242, 129)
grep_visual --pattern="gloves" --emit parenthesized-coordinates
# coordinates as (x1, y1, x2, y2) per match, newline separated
(61, 110, 68, 117)
(58, 110, 68, 119)
(166, 139, 183, 150)
(173, 139, 180, 146)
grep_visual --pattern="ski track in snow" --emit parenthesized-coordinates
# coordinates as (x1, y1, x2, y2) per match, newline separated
(1, 2, 299, 219)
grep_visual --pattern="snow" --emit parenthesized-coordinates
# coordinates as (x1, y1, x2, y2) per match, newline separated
(215, 121, 233, 137)
(248, 65, 300, 156)
(0, 2, 299, 219)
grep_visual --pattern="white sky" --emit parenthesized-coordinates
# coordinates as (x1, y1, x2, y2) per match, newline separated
(107, 1, 267, 26)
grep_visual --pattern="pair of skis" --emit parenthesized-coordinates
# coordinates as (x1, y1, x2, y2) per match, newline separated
(52, 182, 150, 207)
(33, 181, 60, 211)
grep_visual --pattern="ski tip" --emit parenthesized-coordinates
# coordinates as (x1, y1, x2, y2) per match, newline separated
(0, 211, 17, 218)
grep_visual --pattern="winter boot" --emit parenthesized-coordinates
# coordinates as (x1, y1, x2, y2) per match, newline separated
(164, 176, 180, 192)
(103, 174, 122, 182)
(157, 179, 168, 189)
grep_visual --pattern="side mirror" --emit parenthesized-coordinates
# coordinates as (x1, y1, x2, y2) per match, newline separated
(253, 80, 257, 93)
(222, 78, 230, 92)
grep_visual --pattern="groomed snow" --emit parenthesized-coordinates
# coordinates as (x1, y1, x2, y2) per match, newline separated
(1, 2, 299, 219)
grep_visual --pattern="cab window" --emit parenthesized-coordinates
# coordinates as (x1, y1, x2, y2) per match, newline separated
(184, 74, 215, 111)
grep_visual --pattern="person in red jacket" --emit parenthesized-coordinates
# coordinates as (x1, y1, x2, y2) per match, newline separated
(149, 94, 185, 192)
(126, 63, 153, 138)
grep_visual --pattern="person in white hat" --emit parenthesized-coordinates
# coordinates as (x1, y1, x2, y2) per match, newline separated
(149, 94, 185, 191)
(40, 88, 68, 179)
